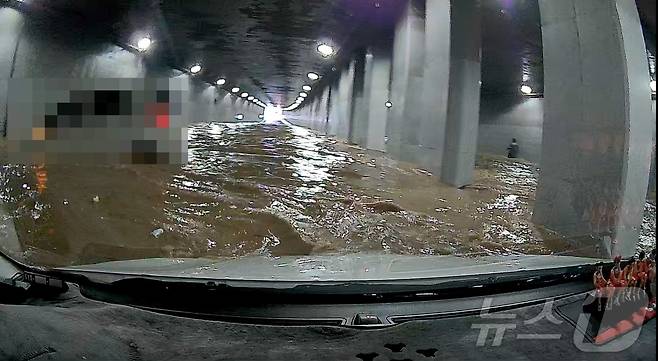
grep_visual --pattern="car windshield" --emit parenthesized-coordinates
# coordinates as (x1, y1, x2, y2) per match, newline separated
(0, 0, 655, 282)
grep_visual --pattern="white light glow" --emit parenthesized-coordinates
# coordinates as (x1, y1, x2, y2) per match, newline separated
(302, 85, 312, 92)
(137, 37, 152, 51)
(385, 101, 393, 108)
(299, 92, 308, 98)
(190, 64, 202, 74)
(241, 92, 249, 98)
(307, 72, 320, 81)
(651, 80, 656, 92)
(264, 105, 283, 123)
(317, 44, 335, 57)
(235, 114, 244, 120)
(247, 96, 253, 101)
(216, 78, 226, 85)
(231, 87, 240, 93)
(520, 85, 533, 95)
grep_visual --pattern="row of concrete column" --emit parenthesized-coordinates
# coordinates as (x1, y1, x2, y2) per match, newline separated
(288, 0, 654, 258)
(292, 0, 482, 188)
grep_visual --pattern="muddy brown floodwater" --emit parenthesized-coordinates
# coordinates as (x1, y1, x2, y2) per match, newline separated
(0, 122, 655, 267)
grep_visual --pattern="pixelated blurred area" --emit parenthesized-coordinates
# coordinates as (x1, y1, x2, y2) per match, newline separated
(6, 78, 188, 165)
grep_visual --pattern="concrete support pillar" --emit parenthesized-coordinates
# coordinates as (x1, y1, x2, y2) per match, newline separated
(309, 99, 317, 130)
(534, 0, 653, 257)
(387, 0, 480, 184)
(315, 87, 329, 134)
(314, 94, 325, 132)
(348, 51, 369, 146)
(388, 0, 426, 163)
(308, 96, 318, 130)
(335, 61, 356, 140)
(327, 82, 340, 136)
(0, 8, 23, 137)
(440, 0, 481, 187)
(364, 48, 392, 152)
(415, 0, 451, 173)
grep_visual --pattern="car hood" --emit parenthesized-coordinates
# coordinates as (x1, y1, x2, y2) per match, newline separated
(54, 253, 605, 284)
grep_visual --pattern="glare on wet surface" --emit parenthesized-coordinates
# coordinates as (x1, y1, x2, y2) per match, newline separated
(0, 122, 655, 267)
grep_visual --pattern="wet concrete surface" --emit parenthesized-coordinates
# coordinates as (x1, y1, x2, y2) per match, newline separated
(0, 122, 655, 267)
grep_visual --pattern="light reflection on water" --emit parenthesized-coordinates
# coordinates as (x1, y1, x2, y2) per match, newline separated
(0, 123, 655, 267)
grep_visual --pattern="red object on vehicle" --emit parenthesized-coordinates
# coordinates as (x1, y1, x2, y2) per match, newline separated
(595, 327, 619, 345)
(632, 312, 646, 326)
(156, 114, 169, 128)
(615, 320, 635, 335)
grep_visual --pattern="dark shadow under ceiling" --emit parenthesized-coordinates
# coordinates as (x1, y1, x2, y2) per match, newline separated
(6, 0, 657, 103)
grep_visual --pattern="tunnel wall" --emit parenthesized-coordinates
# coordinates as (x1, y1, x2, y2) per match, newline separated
(478, 94, 545, 162)
(0, 6, 261, 136)
(478, 93, 656, 193)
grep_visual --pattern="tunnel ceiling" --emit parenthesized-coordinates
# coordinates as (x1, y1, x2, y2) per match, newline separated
(481, 0, 544, 96)
(7, 0, 657, 104)
(25, 0, 403, 107)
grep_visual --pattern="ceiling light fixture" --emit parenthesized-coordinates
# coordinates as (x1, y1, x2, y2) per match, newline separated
(385, 101, 393, 108)
(248, 96, 254, 101)
(231, 87, 240, 93)
(190, 64, 202, 74)
(216, 78, 226, 86)
(241, 92, 249, 98)
(307, 72, 320, 81)
(302, 85, 312, 92)
(651, 80, 656, 93)
(136, 37, 152, 52)
(520, 85, 533, 95)
(299, 92, 308, 98)
(317, 44, 335, 57)
(235, 114, 244, 120)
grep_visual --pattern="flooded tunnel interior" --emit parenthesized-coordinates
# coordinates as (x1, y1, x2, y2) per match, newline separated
(0, 0, 655, 272)
(1, 2, 658, 360)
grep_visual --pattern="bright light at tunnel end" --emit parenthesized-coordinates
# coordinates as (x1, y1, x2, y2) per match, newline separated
(264, 105, 283, 123)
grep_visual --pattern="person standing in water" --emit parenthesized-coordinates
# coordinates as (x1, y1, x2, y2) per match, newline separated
(507, 138, 519, 158)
